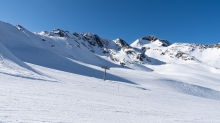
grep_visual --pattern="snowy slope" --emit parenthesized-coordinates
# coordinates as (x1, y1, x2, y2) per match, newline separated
(0, 42, 33, 73)
(0, 21, 122, 74)
(0, 42, 52, 81)
(0, 20, 220, 123)
(1, 61, 220, 123)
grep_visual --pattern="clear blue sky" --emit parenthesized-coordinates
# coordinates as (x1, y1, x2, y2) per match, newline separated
(0, 0, 220, 44)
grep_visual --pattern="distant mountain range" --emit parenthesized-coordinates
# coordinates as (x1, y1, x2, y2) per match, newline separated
(0, 20, 219, 74)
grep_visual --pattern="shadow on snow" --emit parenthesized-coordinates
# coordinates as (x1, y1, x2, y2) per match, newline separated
(10, 46, 136, 84)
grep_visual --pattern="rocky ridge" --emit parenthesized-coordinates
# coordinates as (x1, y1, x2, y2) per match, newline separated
(15, 25, 220, 69)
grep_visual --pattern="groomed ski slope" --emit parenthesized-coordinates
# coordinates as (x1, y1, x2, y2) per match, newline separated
(0, 20, 220, 123)
(1, 61, 220, 123)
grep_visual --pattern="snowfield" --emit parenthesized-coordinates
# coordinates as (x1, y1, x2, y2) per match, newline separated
(1, 63, 220, 123)
(0, 20, 220, 123)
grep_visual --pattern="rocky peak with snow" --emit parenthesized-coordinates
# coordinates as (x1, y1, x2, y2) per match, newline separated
(141, 35, 171, 47)
(114, 38, 131, 48)
(16, 24, 25, 30)
(129, 35, 220, 67)
(81, 33, 105, 48)
(142, 35, 158, 41)
(131, 35, 171, 49)
(1, 21, 220, 70)
(36, 28, 152, 67)
(36, 27, 155, 66)
(39, 28, 71, 37)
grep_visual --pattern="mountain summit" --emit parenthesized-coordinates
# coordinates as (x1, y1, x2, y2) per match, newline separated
(0, 20, 220, 71)
(1, 20, 220, 123)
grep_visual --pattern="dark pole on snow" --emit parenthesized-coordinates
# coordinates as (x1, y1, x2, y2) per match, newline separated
(101, 66, 110, 81)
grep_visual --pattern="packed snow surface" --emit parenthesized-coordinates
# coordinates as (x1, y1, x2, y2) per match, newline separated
(1, 63, 220, 123)
(0, 20, 220, 123)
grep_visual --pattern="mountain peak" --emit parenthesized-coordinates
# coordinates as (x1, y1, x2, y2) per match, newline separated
(142, 35, 158, 41)
(114, 38, 130, 48)
(131, 35, 171, 48)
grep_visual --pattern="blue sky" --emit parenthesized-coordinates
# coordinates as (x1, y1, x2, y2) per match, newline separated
(0, 0, 220, 44)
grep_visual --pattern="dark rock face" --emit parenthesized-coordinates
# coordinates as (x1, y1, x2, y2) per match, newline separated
(136, 54, 145, 61)
(142, 35, 171, 47)
(160, 40, 171, 47)
(142, 35, 158, 41)
(16, 25, 25, 30)
(115, 38, 131, 48)
(125, 50, 135, 55)
(120, 62, 125, 66)
(53, 29, 69, 37)
(43, 31, 49, 34)
(206, 44, 220, 49)
(94, 34, 104, 48)
(81, 33, 104, 48)
(175, 52, 184, 58)
(102, 50, 109, 54)
(73, 32, 79, 37)
(141, 47, 146, 50)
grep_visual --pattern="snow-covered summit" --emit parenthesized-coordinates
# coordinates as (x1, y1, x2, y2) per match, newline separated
(1, 20, 220, 123)
(36, 28, 153, 68)
(1, 20, 220, 71)
(114, 38, 131, 48)
(130, 35, 220, 68)
(0, 21, 152, 71)
(131, 35, 171, 48)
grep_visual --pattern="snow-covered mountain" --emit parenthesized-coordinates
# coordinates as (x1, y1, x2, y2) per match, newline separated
(2, 20, 219, 71)
(37, 27, 220, 70)
(1, 20, 220, 122)
(132, 35, 220, 68)
(37, 28, 154, 68)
